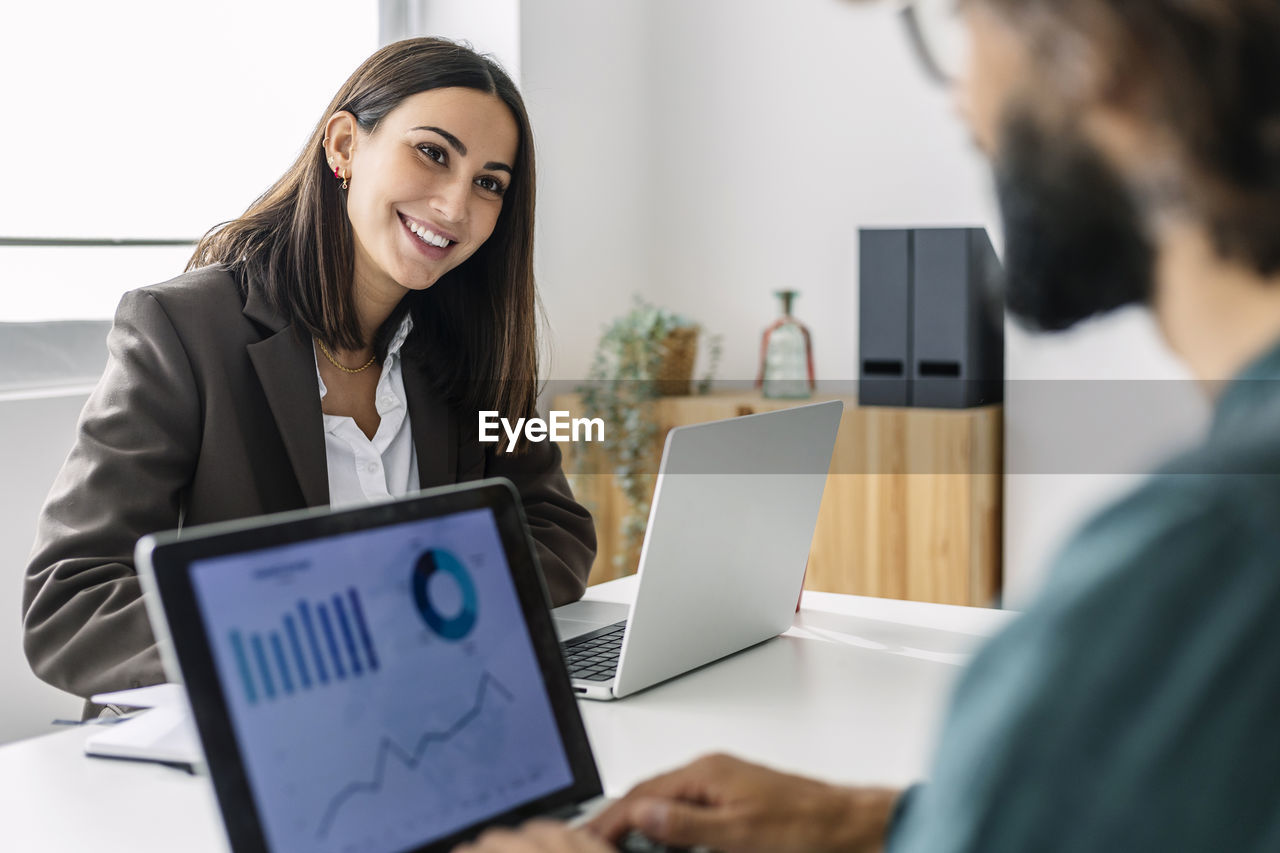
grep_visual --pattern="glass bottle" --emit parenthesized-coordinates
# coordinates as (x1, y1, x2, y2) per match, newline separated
(757, 290, 815, 399)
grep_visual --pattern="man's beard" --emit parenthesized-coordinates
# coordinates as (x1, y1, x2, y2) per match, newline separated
(993, 112, 1155, 332)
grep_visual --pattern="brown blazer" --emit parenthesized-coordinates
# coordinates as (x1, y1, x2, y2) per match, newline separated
(22, 265, 595, 704)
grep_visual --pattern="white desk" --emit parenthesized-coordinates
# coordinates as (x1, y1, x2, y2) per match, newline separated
(0, 578, 1013, 852)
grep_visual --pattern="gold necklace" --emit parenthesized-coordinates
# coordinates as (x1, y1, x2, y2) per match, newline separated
(316, 339, 377, 374)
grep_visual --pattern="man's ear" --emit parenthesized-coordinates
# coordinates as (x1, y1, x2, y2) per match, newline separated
(323, 111, 358, 176)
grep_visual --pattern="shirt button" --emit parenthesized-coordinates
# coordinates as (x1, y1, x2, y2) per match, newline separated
(366, 463, 379, 473)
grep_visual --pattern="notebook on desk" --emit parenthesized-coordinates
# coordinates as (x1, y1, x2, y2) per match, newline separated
(553, 399, 843, 700)
(83, 683, 201, 769)
(135, 480, 610, 853)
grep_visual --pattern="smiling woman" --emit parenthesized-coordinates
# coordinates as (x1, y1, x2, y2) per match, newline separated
(22, 38, 596, 712)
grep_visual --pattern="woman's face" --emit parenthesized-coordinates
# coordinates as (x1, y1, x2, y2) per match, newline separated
(335, 87, 519, 302)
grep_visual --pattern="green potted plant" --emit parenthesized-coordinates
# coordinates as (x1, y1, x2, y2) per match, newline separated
(576, 297, 721, 571)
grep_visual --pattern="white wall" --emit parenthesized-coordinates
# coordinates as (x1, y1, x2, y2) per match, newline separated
(642, 0, 994, 385)
(521, 0, 657, 380)
(520, 0, 1208, 605)
(1002, 310, 1208, 606)
(525, 0, 995, 384)
(415, 0, 522, 82)
(0, 392, 96, 742)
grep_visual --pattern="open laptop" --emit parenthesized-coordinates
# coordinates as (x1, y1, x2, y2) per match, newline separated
(136, 480, 607, 853)
(554, 399, 843, 700)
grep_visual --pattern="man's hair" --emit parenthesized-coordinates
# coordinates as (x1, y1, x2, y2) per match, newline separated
(981, 0, 1280, 276)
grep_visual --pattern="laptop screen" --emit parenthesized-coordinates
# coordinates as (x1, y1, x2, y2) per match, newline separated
(182, 502, 578, 853)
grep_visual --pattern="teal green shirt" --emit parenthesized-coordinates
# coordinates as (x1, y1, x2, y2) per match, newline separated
(890, 342, 1280, 851)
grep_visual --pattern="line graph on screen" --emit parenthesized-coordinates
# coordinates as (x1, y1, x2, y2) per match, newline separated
(315, 670, 549, 841)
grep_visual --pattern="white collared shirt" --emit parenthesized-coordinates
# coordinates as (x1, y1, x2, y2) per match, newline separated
(314, 316, 419, 509)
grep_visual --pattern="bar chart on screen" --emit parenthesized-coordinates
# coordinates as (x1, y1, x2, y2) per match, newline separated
(226, 588, 381, 704)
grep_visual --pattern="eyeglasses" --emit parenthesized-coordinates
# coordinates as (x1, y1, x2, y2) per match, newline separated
(898, 0, 970, 86)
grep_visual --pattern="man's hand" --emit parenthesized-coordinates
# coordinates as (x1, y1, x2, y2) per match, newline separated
(587, 753, 900, 853)
(455, 820, 613, 853)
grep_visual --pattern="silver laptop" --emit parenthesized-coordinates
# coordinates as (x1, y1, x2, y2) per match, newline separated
(554, 399, 843, 700)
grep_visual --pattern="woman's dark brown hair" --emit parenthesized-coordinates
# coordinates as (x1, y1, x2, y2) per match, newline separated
(188, 37, 541, 430)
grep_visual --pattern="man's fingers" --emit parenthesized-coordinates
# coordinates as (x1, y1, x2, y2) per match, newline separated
(586, 796, 642, 842)
(522, 820, 613, 851)
(455, 826, 536, 852)
(588, 787, 693, 842)
(590, 798, 737, 850)
(638, 798, 740, 849)
(586, 755, 733, 840)
(457, 821, 612, 852)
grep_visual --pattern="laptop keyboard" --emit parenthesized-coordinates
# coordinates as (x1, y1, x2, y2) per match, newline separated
(561, 620, 627, 681)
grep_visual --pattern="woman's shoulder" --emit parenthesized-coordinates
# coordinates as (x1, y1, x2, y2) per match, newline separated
(127, 263, 245, 318)
(112, 264, 269, 360)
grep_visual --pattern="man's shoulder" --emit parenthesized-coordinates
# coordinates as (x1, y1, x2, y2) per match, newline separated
(1044, 455, 1280, 607)
(992, 439, 1280, 672)
(1159, 398, 1280, 486)
(918, 440, 1280, 851)
(1064, 415, 1280, 566)
(1137, 418, 1280, 543)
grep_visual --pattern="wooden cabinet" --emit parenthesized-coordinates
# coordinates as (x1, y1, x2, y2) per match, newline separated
(553, 391, 1002, 607)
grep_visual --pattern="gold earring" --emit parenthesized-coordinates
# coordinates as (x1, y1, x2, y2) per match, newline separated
(341, 169, 349, 191)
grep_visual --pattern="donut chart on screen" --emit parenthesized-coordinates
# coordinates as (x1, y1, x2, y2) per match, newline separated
(411, 549, 478, 640)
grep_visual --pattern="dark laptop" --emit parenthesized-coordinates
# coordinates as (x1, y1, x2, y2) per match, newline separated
(135, 479, 606, 853)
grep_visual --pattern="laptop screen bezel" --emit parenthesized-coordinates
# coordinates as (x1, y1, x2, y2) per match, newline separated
(141, 478, 603, 853)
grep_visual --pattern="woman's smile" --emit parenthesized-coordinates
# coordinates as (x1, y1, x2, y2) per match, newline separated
(398, 211, 458, 260)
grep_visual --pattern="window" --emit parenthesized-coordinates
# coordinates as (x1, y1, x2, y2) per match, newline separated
(3, 0, 378, 322)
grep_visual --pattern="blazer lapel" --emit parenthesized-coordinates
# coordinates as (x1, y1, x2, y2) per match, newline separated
(243, 281, 330, 508)
(402, 356, 457, 488)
